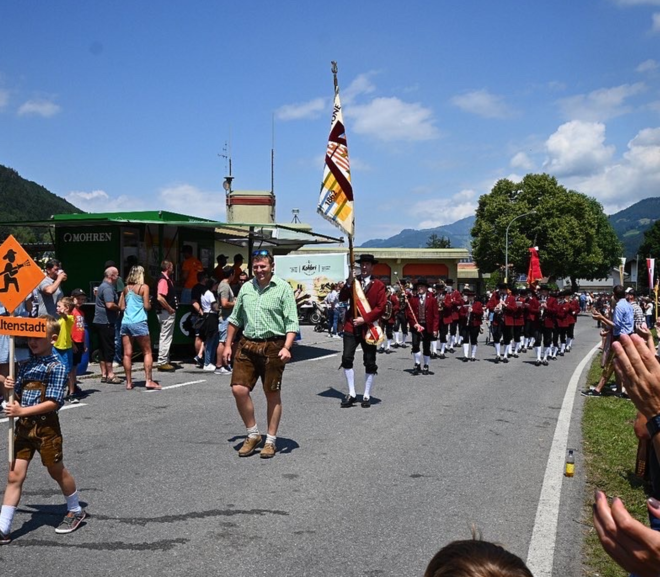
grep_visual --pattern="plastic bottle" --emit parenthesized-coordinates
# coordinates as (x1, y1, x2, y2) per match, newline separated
(565, 449, 575, 477)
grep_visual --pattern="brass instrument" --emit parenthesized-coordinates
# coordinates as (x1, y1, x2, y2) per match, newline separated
(540, 295, 548, 318)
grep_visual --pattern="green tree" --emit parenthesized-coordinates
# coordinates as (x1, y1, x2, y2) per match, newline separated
(426, 233, 451, 248)
(471, 173, 621, 290)
(637, 220, 660, 293)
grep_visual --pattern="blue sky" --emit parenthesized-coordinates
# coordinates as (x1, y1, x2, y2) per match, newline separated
(1, 0, 660, 243)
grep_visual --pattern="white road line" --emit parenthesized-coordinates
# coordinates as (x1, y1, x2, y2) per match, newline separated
(0, 402, 88, 424)
(144, 379, 207, 392)
(526, 342, 600, 577)
(295, 353, 339, 363)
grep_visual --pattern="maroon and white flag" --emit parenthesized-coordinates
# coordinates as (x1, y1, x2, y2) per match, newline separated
(648, 258, 655, 289)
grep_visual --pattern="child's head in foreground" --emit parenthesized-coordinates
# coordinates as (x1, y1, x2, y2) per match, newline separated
(28, 315, 61, 357)
(424, 538, 533, 577)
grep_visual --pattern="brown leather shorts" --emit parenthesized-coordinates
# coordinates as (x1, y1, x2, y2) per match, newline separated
(231, 337, 286, 392)
(14, 413, 63, 467)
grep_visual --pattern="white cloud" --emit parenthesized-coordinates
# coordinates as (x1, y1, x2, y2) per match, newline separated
(17, 98, 61, 117)
(343, 72, 377, 104)
(564, 127, 660, 206)
(450, 89, 515, 119)
(0, 89, 8, 110)
(275, 97, 326, 121)
(65, 190, 145, 213)
(614, 0, 660, 5)
(345, 97, 439, 142)
(409, 189, 478, 228)
(543, 121, 615, 177)
(653, 12, 660, 32)
(158, 184, 226, 220)
(510, 152, 535, 171)
(637, 59, 659, 73)
(557, 83, 645, 121)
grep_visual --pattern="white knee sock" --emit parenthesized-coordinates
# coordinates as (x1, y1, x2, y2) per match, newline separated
(463, 343, 469, 358)
(440, 343, 446, 354)
(386, 339, 391, 350)
(364, 373, 374, 399)
(515, 342, 521, 353)
(567, 338, 573, 348)
(471, 345, 477, 358)
(345, 368, 356, 397)
(561, 343, 566, 353)
(423, 355, 430, 366)
(431, 341, 437, 354)
(536, 346, 542, 360)
(495, 343, 501, 356)
(65, 491, 82, 514)
(414, 352, 422, 365)
(0, 505, 16, 534)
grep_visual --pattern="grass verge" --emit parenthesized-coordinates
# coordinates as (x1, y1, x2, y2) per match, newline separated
(581, 350, 649, 577)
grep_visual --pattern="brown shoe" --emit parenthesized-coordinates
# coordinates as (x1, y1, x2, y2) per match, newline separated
(238, 435, 262, 457)
(260, 442, 276, 459)
(157, 363, 176, 372)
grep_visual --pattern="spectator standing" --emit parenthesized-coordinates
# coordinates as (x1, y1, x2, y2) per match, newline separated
(180, 245, 204, 305)
(54, 297, 76, 402)
(212, 254, 228, 282)
(230, 254, 244, 294)
(324, 284, 339, 336)
(644, 297, 654, 329)
(190, 274, 208, 368)
(34, 259, 67, 317)
(155, 260, 177, 372)
(626, 288, 646, 329)
(214, 266, 235, 374)
(70, 289, 87, 401)
(105, 260, 124, 369)
(93, 267, 122, 384)
(119, 265, 160, 390)
(197, 273, 219, 371)
(613, 285, 635, 338)
(222, 250, 298, 459)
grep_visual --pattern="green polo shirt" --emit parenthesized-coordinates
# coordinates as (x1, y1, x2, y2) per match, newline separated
(228, 274, 299, 339)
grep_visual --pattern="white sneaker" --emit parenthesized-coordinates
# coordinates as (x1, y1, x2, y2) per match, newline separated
(112, 361, 121, 369)
(214, 367, 231, 375)
(203, 364, 216, 371)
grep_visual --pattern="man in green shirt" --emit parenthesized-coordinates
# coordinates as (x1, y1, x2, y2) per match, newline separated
(223, 250, 299, 459)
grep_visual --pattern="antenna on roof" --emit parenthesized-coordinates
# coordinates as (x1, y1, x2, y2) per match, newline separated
(218, 134, 233, 194)
(271, 113, 275, 196)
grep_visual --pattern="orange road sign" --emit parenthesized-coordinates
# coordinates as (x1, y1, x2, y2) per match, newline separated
(0, 317, 47, 337)
(0, 235, 45, 313)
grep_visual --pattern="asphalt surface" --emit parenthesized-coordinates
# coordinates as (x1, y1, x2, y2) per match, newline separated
(0, 320, 598, 576)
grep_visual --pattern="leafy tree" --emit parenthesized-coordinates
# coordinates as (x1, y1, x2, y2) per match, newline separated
(471, 173, 621, 290)
(637, 220, 660, 293)
(426, 233, 451, 248)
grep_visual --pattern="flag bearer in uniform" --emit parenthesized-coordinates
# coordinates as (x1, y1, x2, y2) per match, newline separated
(406, 278, 439, 375)
(338, 254, 387, 408)
(501, 287, 517, 363)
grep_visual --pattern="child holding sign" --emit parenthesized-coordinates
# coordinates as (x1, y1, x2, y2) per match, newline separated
(0, 315, 87, 544)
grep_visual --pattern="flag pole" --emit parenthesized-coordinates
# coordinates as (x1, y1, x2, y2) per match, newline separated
(331, 60, 359, 319)
(7, 335, 15, 469)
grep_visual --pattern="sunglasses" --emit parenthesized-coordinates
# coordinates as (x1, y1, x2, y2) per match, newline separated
(252, 250, 271, 257)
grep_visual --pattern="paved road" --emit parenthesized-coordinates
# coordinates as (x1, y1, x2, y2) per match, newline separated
(0, 320, 597, 576)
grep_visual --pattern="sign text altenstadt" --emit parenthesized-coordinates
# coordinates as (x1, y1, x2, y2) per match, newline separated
(62, 232, 112, 242)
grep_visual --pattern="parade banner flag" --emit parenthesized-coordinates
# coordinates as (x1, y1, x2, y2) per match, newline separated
(317, 80, 354, 238)
(620, 257, 626, 284)
(648, 258, 655, 290)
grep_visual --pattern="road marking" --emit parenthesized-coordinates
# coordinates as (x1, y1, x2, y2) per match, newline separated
(0, 402, 87, 423)
(295, 353, 339, 363)
(144, 379, 207, 392)
(526, 342, 600, 577)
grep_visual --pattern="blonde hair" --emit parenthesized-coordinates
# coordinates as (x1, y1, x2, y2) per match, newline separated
(58, 297, 74, 312)
(41, 314, 61, 339)
(126, 265, 145, 285)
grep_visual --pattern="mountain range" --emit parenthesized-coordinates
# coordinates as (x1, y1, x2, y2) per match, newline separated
(361, 198, 660, 258)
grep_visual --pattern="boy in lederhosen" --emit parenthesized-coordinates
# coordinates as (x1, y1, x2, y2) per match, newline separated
(0, 315, 87, 544)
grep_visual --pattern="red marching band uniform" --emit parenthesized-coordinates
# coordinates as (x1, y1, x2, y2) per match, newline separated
(405, 280, 439, 375)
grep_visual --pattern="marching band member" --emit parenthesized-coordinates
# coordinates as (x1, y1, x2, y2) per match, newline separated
(513, 288, 525, 356)
(540, 285, 557, 364)
(566, 292, 580, 351)
(406, 278, 439, 375)
(338, 254, 387, 408)
(487, 284, 507, 363)
(555, 289, 571, 356)
(439, 283, 453, 359)
(378, 287, 397, 354)
(521, 288, 543, 366)
(392, 285, 409, 348)
(462, 287, 483, 361)
(447, 279, 461, 351)
(502, 287, 517, 362)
